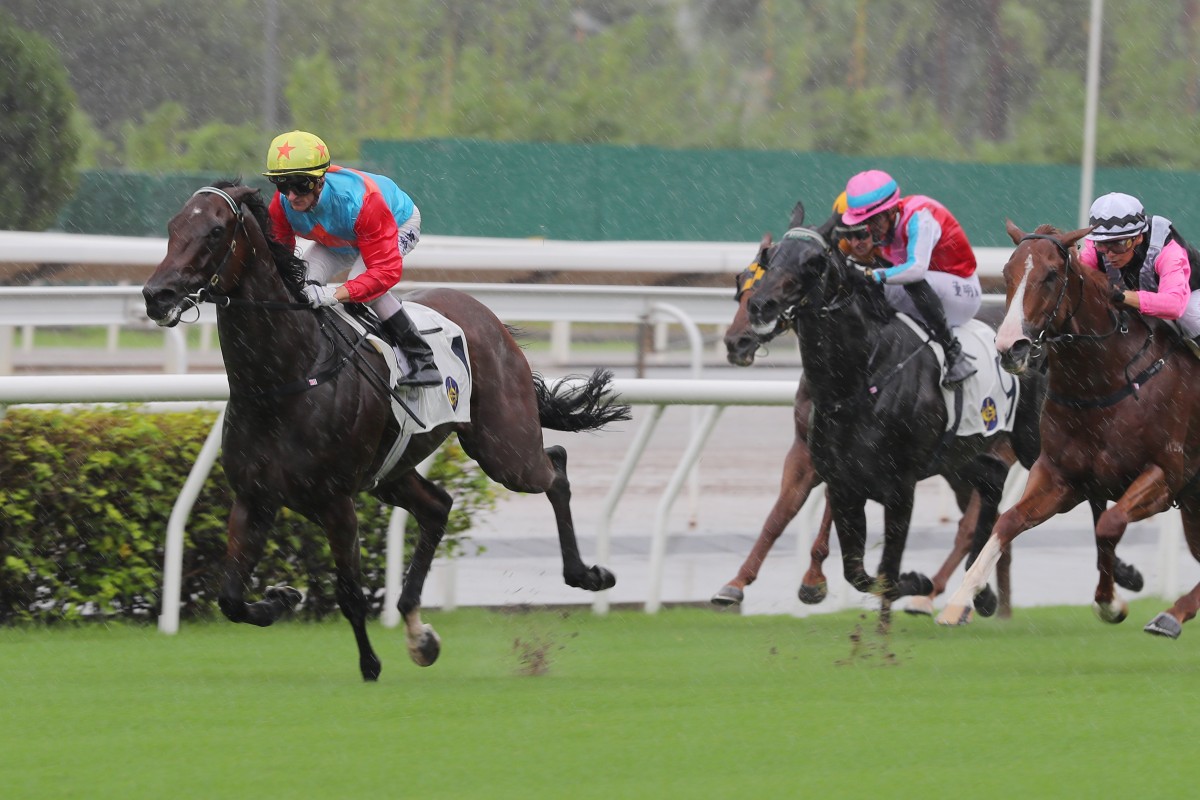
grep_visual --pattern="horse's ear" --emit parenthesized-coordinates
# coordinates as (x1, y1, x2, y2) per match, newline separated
(757, 232, 772, 264)
(816, 211, 840, 242)
(788, 201, 806, 229)
(1062, 226, 1093, 247)
(1005, 219, 1026, 245)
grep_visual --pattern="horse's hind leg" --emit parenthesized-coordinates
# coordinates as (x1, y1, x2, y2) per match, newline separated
(375, 470, 452, 667)
(542, 445, 615, 591)
(1146, 503, 1200, 639)
(310, 495, 381, 681)
(964, 455, 1009, 618)
(463, 414, 614, 591)
(1091, 499, 1145, 593)
(1094, 466, 1172, 624)
(218, 498, 301, 626)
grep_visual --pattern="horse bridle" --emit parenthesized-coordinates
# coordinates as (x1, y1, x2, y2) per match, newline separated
(1018, 233, 1128, 348)
(770, 226, 860, 321)
(192, 187, 253, 302)
(1019, 234, 1172, 408)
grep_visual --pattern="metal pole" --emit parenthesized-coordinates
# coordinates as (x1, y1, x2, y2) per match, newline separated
(1079, 0, 1104, 227)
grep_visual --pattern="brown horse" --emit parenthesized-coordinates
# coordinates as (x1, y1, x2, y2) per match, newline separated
(939, 222, 1198, 635)
(142, 182, 629, 680)
(712, 232, 1014, 616)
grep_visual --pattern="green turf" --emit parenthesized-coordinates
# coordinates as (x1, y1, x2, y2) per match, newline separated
(1, 602, 1195, 799)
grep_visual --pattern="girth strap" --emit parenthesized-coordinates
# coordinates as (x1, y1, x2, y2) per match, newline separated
(1046, 356, 1168, 409)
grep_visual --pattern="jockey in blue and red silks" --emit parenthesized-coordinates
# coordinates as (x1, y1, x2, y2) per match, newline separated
(1078, 191, 1200, 356)
(842, 169, 982, 388)
(264, 129, 441, 387)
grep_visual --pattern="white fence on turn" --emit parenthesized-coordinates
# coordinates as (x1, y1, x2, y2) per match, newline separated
(0, 229, 1015, 277)
(0, 374, 1191, 633)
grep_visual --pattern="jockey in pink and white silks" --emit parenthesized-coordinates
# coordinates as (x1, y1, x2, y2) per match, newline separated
(842, 169, 982, 387)
(1079, 192, 1200, 354)
(263, 129, 441, 387)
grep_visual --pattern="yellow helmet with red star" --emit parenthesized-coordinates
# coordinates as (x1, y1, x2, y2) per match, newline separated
(263, 130, 330, 177)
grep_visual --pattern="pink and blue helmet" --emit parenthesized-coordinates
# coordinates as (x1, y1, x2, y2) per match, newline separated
(842, 170, 901, 226)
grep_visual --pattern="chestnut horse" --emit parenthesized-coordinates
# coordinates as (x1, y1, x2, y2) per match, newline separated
(712, 232, 1014, 616)
(143, 182, 629, 680)
(939, 223, 1200, 636)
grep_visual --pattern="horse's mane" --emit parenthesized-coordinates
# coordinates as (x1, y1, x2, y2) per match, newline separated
(212, 178, 308, 300)
(840, 257, 895, 325)
(1032, 223, 1063, 236)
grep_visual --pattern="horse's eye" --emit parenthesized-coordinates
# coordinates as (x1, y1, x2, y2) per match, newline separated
(207, 226, 224, 240)
(1041, 271, 1059, 286)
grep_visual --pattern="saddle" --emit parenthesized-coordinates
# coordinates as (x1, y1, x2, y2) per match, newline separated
(333, 302, 474, 486)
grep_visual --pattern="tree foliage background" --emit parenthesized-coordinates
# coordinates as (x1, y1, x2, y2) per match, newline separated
(0, 9, 79, 230)
(6, 0, 1200, 173)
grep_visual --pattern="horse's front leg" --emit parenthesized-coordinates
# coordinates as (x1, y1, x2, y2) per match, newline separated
(713, 435, 823, 607)
(377, 470, 452, 668)
(829, 488, 872, 593)
(937, 461, 1081, 626)
(876, 484, 931, 600)
(314, 494, 382, 681)
(218, 498, 300, 626)
(1093, 465, 1172, 625)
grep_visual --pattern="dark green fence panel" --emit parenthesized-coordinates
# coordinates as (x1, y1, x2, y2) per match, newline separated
(55, 141, 1200, 248)
(54, 172, 273, 237)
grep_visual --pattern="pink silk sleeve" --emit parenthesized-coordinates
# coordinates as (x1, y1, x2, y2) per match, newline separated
(1136, 240, 1191, 319)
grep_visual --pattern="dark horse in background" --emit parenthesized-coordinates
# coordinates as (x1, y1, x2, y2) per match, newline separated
(713, 232, 1014, 616)
(143, 181, 630, 680)
(743, 201, 1047, 610)
(939, 223, 1200, 636)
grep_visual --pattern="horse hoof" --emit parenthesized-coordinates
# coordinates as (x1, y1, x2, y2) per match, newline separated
(797, 582, 828, 605)
(711, 586, 744, 607)
(568, 565, 616, 592)
(895, 571, 934, 598)
(1093, 597, 1128, 624)
(973, 585, 999, 618)
(408, 624, 442, 667)
(1144, 612, 1182, 639)
(1114, 561, 1145, 593)
(904, 596, 935, 617)
(265, 585, 303, 610)
(936, 604, 974, 626)
(361, 655, 382, 682)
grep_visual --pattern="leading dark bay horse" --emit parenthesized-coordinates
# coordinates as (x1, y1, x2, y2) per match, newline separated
(713, 233, 1014, 616)
(142, 181, 630, 680)
(939, 222, 1200, 635)
(743, 202, 1046, 610)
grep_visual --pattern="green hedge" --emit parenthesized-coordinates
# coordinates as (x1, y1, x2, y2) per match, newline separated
(0, 407, 498, 624)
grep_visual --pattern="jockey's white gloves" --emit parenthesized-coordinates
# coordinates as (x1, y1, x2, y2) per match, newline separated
(303, 284, 339, 308)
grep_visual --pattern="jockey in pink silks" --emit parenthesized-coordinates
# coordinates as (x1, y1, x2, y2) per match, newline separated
(842, 169, 982, 387)
(1079, 191, 1200, 356)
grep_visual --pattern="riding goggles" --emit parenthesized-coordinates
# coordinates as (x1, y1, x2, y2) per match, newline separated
(841, 228, 872, 242)
(1094, 236, 1138, 255)
(268, 174, 320, 195)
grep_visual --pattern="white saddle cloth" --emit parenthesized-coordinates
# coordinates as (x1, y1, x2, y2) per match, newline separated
(894, 315, 1021, 438)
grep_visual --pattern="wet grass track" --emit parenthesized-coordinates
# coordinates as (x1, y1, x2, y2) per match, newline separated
(2, 602, 1195, 798)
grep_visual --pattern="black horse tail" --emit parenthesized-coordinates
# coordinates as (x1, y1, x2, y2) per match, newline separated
(533, 369, 632, 432)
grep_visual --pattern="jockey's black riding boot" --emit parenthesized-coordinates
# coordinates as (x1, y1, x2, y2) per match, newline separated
(380, 307, 442, 387)
(903, 279, 976, 388)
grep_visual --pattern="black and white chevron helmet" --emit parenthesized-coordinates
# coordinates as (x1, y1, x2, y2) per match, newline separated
(1086, 192, 1147, 241)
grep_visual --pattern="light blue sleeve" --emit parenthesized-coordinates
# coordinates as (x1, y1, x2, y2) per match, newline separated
(878, 210, 941, 284)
